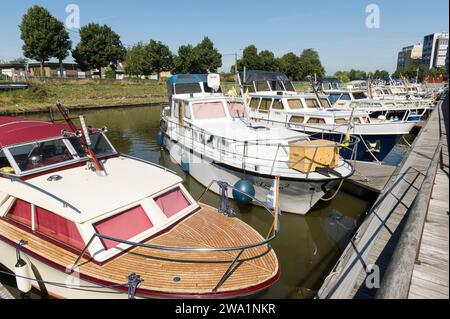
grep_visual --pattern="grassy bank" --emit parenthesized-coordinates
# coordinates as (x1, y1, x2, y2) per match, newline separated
(0, 79, 312, 115)
(0, 79, 167, 114)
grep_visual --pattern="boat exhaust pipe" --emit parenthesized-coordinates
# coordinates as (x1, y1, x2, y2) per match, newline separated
(15, 240, 32, 294)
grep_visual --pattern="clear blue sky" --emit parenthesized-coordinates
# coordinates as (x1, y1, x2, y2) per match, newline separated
(0, 0, 448, 74)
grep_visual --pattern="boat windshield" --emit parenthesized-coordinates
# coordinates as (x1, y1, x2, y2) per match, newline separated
(8, 139, 74, 173)
(352, 92, 367, 100)
(68, 133, 116, 158)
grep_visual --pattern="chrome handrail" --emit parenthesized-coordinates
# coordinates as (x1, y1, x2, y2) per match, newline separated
(0, 172, 81, 213)
(71, 180, 279, 270)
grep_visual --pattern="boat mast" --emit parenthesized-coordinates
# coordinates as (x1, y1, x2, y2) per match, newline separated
(55, 101, 105, 174)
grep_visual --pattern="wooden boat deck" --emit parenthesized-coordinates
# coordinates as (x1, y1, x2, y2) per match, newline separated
(0, 203, 278, 297)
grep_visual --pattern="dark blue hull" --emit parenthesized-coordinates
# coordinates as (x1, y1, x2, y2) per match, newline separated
(311, 133, 401, 163)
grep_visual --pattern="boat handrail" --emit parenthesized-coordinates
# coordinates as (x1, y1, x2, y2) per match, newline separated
(71, 180, 279, 268)
(120, 153, 178, 175)
(0, 172, 82, 213)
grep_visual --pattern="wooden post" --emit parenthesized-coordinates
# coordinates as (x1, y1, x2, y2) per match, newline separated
(266, 175, 281, 239)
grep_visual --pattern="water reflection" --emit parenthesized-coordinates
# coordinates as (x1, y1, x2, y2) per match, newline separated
(2, 106, 372, 299)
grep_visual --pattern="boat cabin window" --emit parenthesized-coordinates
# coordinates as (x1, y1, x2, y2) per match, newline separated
(192, 101, 226, 120)
(320, 98, 331, 108)
(305, 99, 319, 108)
(328, 93, 341, 104)
(289, 116, 304, 123)
(6, 199, 85, 250)
(269, 81, 284, 91)
(383, 89, 390, 94)
(255, 81, 270, 92)
(68, 134, 115, 159)
(174, 83, 202, 95)
(8, 139, 74, 173)
(271, 99, 284, 110)
(228, 102, 247, 118)
(0, 149, 14, 174)
(94, 206, 154, 250)
(283, 81, 295, 92)
(249, 98, 260, 111)
(287, 99, 303, 109)
(352, 92, 367, 100)
(335, 118, 348, 124)
(244, 83, 255, 93)
(340, 94, 351, 101)
(258, 98, 272, 113)
(307, 117, 326, 124)
(154, 187, 191, 218)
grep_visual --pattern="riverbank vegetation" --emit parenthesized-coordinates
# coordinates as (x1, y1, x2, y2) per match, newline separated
(0, 79, 167, 114)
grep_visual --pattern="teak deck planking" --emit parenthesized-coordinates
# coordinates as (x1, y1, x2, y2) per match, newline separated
(0, 203, 278, 295)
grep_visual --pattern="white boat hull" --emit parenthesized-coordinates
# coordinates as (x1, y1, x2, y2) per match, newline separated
(163, 137, 339, 215)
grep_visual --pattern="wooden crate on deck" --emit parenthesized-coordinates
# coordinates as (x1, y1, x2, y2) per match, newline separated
(288, 139, 339, 173)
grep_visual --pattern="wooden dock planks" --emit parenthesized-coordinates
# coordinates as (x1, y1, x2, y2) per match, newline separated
(316, 95, 448, 299)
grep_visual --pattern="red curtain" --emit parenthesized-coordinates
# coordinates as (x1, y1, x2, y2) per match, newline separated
(94, 206, 153, 250)
(9, 199, 31, 226)
(36, 207, 85, 250)
(154, 187, 190, 218)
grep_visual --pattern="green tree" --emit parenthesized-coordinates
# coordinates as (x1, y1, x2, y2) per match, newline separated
(298, 49, 325, 79)
(124, 42, 148, 77)
(173, 45, 194, 74)
(279, 52, 302, 80)
(72, 23, 126, 77)
(19, 5, 71, 77)
(258, 50, 279, 72)
(145, 40, 174, 80)
(238, 45, 262, 70)
(373, 69, 390, 79)
(334, 71, 350, 83)
(173, 37, 221, 74)
(348, 69, 367, 80)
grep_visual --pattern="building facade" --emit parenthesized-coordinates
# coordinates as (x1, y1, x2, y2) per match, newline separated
(422, 32, 449, 69)
(397, 43, 423, 69)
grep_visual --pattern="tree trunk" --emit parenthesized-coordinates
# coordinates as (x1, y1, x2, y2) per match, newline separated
(156, 71, 160, 81)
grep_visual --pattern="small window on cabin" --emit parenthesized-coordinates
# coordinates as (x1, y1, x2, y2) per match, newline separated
(269, 81, 284, 91)
(305, 99, 319, 108)
(173, 102, 180, 118)
(352, 92, 367, 100)
(320, 98, 331, 108)
(35, 206, 85, 250)
(335, 118, 347, 125)
(289, 116, 304, 123)
(94, 206, 153, 250)
(283, 81, 295, 92)
(258, 99, 272, 113)
(287, 99, 302, 109)
(154, 187, 191, 218)
(255, 81, 270, 92)
(184, 104, 192, 119)
(174, 83, 202, 95)
(0, 149, 14, 174)
(271, 100, 284, 110)
(328, 93, 341, 105)
(383, 90, 390, 94)
(307, 118, 326, 124)
(228, 102, 247, 118)
(249, 98, 260, 111)
(7, 199, 32, 227)
(89, 134, 115, 158)
(9, 139, 74, 173)
(340, 94, 351, 101)
(192, 102, 226, 120)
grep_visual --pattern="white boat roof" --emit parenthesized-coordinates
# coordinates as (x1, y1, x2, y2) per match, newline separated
(0, 156, 183, 224)
(194, 119, 308, 142)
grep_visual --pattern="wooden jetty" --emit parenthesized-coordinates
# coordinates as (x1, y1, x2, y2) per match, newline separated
(316, 93, 449, 299)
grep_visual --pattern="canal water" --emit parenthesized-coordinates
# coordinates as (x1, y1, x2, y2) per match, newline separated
(1, 106, 382, 299)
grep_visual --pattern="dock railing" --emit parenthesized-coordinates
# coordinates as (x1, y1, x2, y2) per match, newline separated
(375, 144, 443, 299)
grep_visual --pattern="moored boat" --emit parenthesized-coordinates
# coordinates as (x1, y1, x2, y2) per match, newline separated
(0, 107, 280, 298)
(160, 74, 355, 215)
